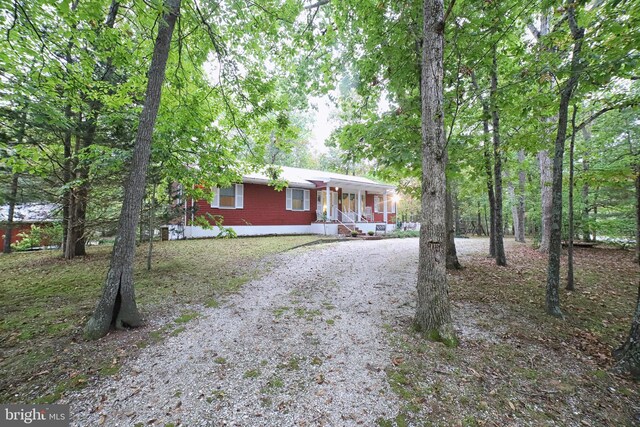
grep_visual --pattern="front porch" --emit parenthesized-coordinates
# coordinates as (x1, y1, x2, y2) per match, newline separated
(313, 176, 396, 235)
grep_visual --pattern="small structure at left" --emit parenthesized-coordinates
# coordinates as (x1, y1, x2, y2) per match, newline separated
(0, 203, 61, 248)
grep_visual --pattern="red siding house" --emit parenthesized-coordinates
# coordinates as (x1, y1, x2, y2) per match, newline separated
(0, 203, 60, 245)
(173, 166, 397, 238)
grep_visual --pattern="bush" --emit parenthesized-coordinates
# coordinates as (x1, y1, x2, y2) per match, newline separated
(351, 231, 358, 237)
(367, 231, 374, 236)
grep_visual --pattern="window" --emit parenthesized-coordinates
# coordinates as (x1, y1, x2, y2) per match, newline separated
(211, 184, 244, 209)
(374, 195, 395, 214)
(219, 186, 235, 208)
(286, 188, 310, 211)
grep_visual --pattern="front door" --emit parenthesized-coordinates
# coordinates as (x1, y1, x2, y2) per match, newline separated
(341, 192, 365, 222)
(317, 191, 339, 220)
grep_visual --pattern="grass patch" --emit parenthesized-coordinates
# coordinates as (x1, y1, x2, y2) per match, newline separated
(273, 306, 290, 317)
(243, 368, 261, 379)
(278, 356, 303, 371)
(174, 310, 200, 325)
(293, 307, 322, 320)
(0, 235, 319, 403)
(213, 357, 227, 365)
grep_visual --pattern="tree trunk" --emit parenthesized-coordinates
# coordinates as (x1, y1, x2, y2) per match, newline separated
(593, 192, 598, 242)
(3, 111, 27, 254)
(546, 1, 584, 318)
(613, 281, 640, 379)
(64, 116, 82, 260)
(471, 71, 496, 256)
(453, 189, 461, 237)
(538, 149, 553, 252)
(490, 47, 506, 266)
(533, 13, 553, 254)
(567, 105, 577, 291)
(415, 0, 456, 345)
(636, 165, 640, 264)
(508, 180, 519, 238)
(516, 149, 526, 242)
(85, 0, 181, 340)
(581, 127, 592, 241)
(446, 188, 461, 270)
(3, 174, 19, 254)
(147, 181, 157, 271)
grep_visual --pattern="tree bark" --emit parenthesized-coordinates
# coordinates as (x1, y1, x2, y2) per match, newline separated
(415, 0, 456, 345)
(581, 127, 592, 241)
(490, 47, 506, 266)
(533, 13, 553, 254)
(508, 179, 519, 237)
(546, 0, 584, 318)
(538, 149, 553, 252)
(147, 180, 157, 271)
(613, 281, 640, 379)
(85, 0, 181, 340)
(3, 111, 27, 254)
(3, 174, 19, 254)
(567, 105, 577, 291)
(635, 164, 640, 264)
(446, 188, 461, 270)
(516, 149, 526, 242)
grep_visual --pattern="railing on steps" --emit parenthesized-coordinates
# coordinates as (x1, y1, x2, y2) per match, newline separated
(335, 209, 357, 234)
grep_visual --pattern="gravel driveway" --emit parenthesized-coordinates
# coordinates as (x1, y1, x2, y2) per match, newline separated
(68, 237, 488, 426)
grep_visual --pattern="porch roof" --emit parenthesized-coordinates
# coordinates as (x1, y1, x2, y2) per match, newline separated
(242, 166, 395, 193)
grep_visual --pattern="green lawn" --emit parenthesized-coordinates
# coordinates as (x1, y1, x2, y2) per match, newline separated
(0, 235, 322, 403)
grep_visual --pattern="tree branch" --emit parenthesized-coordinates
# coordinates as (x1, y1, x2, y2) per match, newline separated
(304, 0, 330, 10)
(443, 0, 457, 24)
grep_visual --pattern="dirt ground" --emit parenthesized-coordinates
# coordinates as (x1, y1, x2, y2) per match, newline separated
(62, 237, 639, 426)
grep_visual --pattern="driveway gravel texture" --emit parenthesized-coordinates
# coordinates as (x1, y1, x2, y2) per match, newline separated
(67, 237, 489, 426)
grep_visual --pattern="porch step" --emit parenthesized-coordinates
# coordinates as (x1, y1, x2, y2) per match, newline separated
(338, 224, 364, 236)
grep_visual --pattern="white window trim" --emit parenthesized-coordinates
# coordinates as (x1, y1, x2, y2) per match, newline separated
(286, 188, 310, 211)
(211, 184, 244, 209)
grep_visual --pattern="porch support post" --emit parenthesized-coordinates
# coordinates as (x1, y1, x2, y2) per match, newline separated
(357, 189, 362, 222)
(325, 183, 331, 221)
(383, 190, 388, 224)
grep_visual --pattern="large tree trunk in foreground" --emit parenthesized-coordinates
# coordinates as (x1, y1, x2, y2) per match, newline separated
(3, 174, 19, 254)
(546, 1, 584, 318)
(85, 0, 181, 340)
(415, 0, 456, 345)
(446, 188, 461, 270)
(613, 282, 640, 379)
(490, 47, 506, 266)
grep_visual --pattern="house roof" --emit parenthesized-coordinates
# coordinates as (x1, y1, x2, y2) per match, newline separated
(0, 203, 60, 223)
(243, 166, 395, 193)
